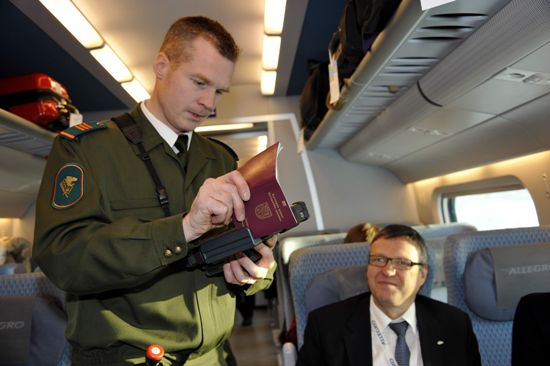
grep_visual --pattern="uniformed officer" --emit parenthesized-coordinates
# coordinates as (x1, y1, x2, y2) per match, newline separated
(33, 16, 276, 365)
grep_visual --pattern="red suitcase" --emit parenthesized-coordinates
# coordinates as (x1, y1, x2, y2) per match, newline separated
(0, 73, 79, 132)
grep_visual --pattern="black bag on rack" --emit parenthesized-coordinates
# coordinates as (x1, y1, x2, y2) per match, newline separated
(331, 0, 401, 83)
(299, 60, 330, 141)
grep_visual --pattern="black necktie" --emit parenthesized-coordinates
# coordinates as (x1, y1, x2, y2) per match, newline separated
(174, 134, 188, 169)
(175, 134, 188, 155)
(389, 321, 410, 366)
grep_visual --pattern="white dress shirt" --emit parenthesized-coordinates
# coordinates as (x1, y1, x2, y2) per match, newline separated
(370, 297, 424, 366)
(141, 101, 192, 152)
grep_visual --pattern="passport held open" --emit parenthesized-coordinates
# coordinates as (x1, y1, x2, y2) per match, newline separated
(232, 142, 298, 239)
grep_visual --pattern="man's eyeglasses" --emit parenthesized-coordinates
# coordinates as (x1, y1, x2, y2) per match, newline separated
(368, 255, 424, 271)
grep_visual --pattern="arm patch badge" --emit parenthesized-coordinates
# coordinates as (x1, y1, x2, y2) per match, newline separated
(52, 163, 85, 209)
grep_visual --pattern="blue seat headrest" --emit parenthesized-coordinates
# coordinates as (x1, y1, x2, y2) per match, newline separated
(464, 243, 550, 321)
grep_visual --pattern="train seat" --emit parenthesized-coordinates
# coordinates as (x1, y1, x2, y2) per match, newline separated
(275, 223, 476, 331)
(414, 223, 477, 303)
(414, 222, 477, 239)
(288, 241, 435, 349)
(276, 222, 475, 335)
(274, 232, 346, 332)
(302, 233, 458, 314)
(0, 272, 70, 365)
(444, 226, 550, 366)
(0, 262, 27, 275)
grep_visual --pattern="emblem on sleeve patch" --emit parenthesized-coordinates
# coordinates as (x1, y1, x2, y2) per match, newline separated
(52, 163, 84, 209)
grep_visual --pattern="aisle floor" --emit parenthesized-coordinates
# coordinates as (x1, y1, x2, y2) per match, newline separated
(230, 307, 280, 366)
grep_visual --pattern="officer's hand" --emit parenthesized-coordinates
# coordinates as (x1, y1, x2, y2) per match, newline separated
(223, 243, 276, 285)
(263, 235, 278, 250)
(182, 170, 249, 242)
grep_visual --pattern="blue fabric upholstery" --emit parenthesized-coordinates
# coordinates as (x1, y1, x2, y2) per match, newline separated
(305, 265, 369, 313)
(444, 226, 550, 366)
(275, 232, 346, 331)
(289, 242, 435, 348)
(0, 263, 26, 275)
(414, 222, 476, 239)
(0, 272, 70, 365)
(463, 248, 512, 320)
(275, 223, 475, 333)
(279, 233, 347, 265)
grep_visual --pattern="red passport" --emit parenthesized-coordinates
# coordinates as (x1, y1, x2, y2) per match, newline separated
(232, 142, 297, 239)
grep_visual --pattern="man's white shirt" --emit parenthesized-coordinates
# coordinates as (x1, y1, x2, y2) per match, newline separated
(141, 101, 192, 153)
(370, 297, 424, 366)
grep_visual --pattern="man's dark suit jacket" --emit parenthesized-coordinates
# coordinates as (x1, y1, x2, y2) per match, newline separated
(512, 292, 550, 365)
(297, 292, 481, 366)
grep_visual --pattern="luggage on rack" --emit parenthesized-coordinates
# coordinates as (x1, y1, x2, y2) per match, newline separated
(299, 61, 330, 141)
(299, 0, 401, 141)
(330, 0, 401, 85)
(0, 73, 80, 132)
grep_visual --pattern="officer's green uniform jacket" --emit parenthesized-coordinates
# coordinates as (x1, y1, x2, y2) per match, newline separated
(33, 105, 275, 365)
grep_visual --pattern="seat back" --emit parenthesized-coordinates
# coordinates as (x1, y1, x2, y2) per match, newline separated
(289, 242, 435, 348)
(0, 272, 70, 365)
(444, 226, 550, 366)
(275, 232, 346, 331)
(0, 263, 27, 275)
(414, 222, 477, 239)
(415, 223, 477, 302)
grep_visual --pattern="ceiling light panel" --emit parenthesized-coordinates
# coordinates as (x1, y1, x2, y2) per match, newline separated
(121, 79, 150, 102)
(39, 0, 103, 48)
(262, 35, 281, 70)
(90, 44, 133, 82)
(195, 123, 255, 133)
(264, 0, 287, 34)
(261, 70, 277, 95)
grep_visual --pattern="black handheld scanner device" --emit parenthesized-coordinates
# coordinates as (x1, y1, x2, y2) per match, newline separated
(183, 201, 309, 275)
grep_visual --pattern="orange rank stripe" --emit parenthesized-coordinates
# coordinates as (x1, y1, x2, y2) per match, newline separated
(75, 123, 92, 131)
(60, 131, 75, 139)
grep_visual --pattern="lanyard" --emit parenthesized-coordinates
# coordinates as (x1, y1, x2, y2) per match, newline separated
(371, 318, 400, 366)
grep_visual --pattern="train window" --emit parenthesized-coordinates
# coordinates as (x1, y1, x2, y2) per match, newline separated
(442, 188, 539, 230)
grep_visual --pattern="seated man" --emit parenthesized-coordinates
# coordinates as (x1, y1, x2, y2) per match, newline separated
(512, 292, 550, 365)
(297, 224, 481, 366)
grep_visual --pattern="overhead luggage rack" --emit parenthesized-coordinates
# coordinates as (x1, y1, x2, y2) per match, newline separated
(305, 0, 511, 150)
(0, 108, 55, 158)
(0, 108, 53, 218)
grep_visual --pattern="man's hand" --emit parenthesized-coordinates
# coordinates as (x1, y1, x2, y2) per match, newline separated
(263, 235, 278, 249)
(223, 236, 278, 285)
(182, 170, 249, 242)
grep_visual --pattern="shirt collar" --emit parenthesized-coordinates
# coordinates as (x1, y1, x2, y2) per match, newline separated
(370, 296, 418, 335)
(140, 101, 192, 150)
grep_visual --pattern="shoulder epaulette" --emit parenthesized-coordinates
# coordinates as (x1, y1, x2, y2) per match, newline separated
(59, 121, 107, 140)
(208, 137, 239, 161)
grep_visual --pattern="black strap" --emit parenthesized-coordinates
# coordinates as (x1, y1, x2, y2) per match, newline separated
(112, 113, 171, 217)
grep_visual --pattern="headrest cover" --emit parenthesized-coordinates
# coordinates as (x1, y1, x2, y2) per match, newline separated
(305, 261, 433, 314)
(0, 296, 34, 364)
(305, 266, 368, 313)
(464, 243, 550, 321)
(0, 296, 67, 366)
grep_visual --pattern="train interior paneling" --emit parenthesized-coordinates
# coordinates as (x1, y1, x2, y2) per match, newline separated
(2, 0, 550, 365)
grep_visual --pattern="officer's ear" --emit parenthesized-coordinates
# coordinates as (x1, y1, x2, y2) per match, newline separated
(154, 52, 170, 80)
